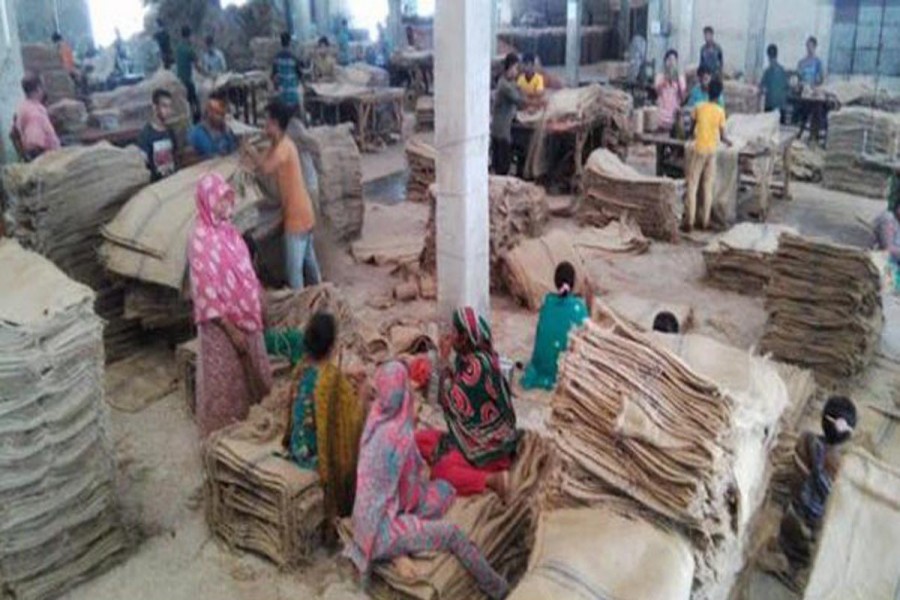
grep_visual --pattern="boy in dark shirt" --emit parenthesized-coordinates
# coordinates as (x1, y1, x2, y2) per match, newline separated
(136, 89, 178, 181)
(272, 32, 304, 121)
(176, 26, 200, 122)
(760, 44, 789, 121)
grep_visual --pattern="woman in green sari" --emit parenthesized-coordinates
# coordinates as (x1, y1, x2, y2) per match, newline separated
(283, 312, 364, 527)
(520, 262, 589, 390)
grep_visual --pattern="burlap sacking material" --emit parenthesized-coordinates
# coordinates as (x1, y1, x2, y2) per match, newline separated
(759, 233, 883, 380)
(703, 223, 798, 295)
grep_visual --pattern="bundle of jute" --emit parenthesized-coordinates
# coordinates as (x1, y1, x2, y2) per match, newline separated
(579, 148, 683, 242)
(338, 433, 551, 600)
(48, 98, 88, 134)
(204, 412, 324, 567)
(703, 223, 798, 295)
(91, 70, 190, 127)
(760, 233, 883, 379)
(415, 95, 434, 132)
(723, 80, 761, 115)
(1, 143, 151, 360)
(293, 123, 364, 241)
(406, 134, 436, 203)
(0, 240, 127, 600)
(22, 43, 75, 104)
(823, 107, 900, 199)
(421, 176, 549, 290)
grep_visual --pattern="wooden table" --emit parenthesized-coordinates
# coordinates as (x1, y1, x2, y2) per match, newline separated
(514, 113, 608, 191)
(638, 130, 795, 218)
(306, 87, 405, 152)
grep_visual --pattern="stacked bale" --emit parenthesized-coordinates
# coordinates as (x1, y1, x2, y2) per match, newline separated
(760, 233, 883, 379)
(1, 143, 151, 361)
(405, 135, 436, 204)
(90, 70, 190, 128)
(703, 223, 798, 295)
(0, 240, 127, 599)
(21, 43, 75, 104)
(823, 107, 900, 199)
(48, 99, 88, 135)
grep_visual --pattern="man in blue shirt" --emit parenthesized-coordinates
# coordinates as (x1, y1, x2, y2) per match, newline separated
(686, 65, 725, 108)
(189, 96, 237, 159)
(699, 26, 724, 80)
(336, 19, 352, 66)
(796, 36, 827, 145)
(271, 32, 303, 120)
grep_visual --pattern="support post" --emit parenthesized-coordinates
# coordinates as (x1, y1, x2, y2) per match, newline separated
(388, 0, 404, 51)
(565, 0, 582, 87)
(490, 0, 498, 57)
(434, 0, 491, 318)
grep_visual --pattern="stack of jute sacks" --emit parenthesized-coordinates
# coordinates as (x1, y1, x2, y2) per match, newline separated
(293, 123, 364, 241)
(21, 43, 76, 104)
(421, 176, 549, 289)
(760, 233, 883, 379)
(546, 307, 797, 598)
(703, 223, 798, 295)
(723, 80, 762, 115)
(1, 143, 151, 360)
(823, 107, 900, 199)
(90, 70, 190, 128)
(579, 149, 683, 241)
(406, 135, 436, 204)
(0, 240, 127, 599)
(415, 96, 435, 131)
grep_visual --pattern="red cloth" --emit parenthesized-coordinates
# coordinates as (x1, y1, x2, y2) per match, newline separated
(415, 428, 511, 496)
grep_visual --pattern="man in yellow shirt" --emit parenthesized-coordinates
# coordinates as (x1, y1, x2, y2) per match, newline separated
(686, 79, 732, 231)
(517, 53, 545, 99)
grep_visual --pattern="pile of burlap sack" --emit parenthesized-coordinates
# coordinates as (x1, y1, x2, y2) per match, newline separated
(579, 148, 683, 241)
(291, 123, 364, 241)
(723, 80, 761, 115)
(406, 134, 437, 204)
(0, 240, 127, 600)
(823, 107, 900, 199)
(48, 99, 88, 135)
(1, 143, 151, 360)
(415, 95, 435, 132)
(703, 223, 798, 294)
(21, 43, 76, 104)
(544, 307, 803, 599)
(496, 26, 611, 65)
(760, 233, 883, 379)
(421, 176, 549, 289)
(90, 70, 190, 129)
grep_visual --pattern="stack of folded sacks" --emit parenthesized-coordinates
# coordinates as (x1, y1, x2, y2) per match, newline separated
(406, 134, 436, 203)
(48, 99, 89, 134)
(549, 309, 798, 598)
(422, 176, 549, 290)
(703, 223, 798, 295)
(760, 233, 883, 379)
(294, 123, 364, 241)
(338, 433, 551, 600)
(547, 316, 733, 595)
(0, 240, 127, 599)
(204, 410, 325, 568)
(823, 107, 900, 199)
(21, 43, 76, 104)
(415, 96, 435, 131)
(579, 148, 683, 242)
(723, 80, 761, 114)
(1, 143, 151, 361)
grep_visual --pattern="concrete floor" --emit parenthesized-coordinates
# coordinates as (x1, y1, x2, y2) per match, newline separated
(62, 150, 900, 599)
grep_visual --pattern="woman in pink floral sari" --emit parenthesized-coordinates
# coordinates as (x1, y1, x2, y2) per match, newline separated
(189, 173, 272, 437)
(345, 361, 508, 599)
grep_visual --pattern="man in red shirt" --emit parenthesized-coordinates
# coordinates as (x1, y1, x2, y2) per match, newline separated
(12, 75, 61, 161)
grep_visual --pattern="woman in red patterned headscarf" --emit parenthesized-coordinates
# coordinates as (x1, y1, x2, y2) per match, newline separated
(189, 172, 272, 437)
(415, 307, 519, 498)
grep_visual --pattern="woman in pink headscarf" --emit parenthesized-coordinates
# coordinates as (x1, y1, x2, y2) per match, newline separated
(345, 361, 508, 599)
(189, 172, 272, 437)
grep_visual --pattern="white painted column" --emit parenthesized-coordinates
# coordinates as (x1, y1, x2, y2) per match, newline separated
(293, 0, 312, 41)
(388, 0, 404, 51)
(434, 0, 491, 318)
(490, 0, 498, 57)
(565, 0, 582, 87)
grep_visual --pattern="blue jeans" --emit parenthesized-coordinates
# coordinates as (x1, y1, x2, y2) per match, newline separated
(284, 231, 322, 289)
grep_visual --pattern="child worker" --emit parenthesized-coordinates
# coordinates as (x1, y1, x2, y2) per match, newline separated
(685, 78, 732, 231)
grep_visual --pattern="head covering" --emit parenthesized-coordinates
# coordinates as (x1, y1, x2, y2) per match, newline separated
(188, 173, 264, 331)
(347, 361, 453, 575)
(441, 308, 519, 467)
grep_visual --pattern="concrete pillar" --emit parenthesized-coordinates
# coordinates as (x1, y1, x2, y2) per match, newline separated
(618, 0, 631, 57)
(744, 0, 769, 81)
(434, 0, 491, 318)
(0, 0, 25, 164)
(388, 0, 404, 51)
(490, 0, 498, 57)
(313, 0, 330, 34)
(565, 0, 582, 86)
(293, 0, 312, 41)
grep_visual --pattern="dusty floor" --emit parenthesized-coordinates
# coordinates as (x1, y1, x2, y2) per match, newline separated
(63, 144, 900, 599)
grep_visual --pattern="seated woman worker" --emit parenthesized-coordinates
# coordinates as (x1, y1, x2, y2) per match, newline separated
(416, 307, 519, 499)
(520, 261, 589, 391)
(283, 312, 363, 529)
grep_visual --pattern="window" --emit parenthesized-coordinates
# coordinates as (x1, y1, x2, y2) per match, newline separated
(829, 0, 900, 76)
